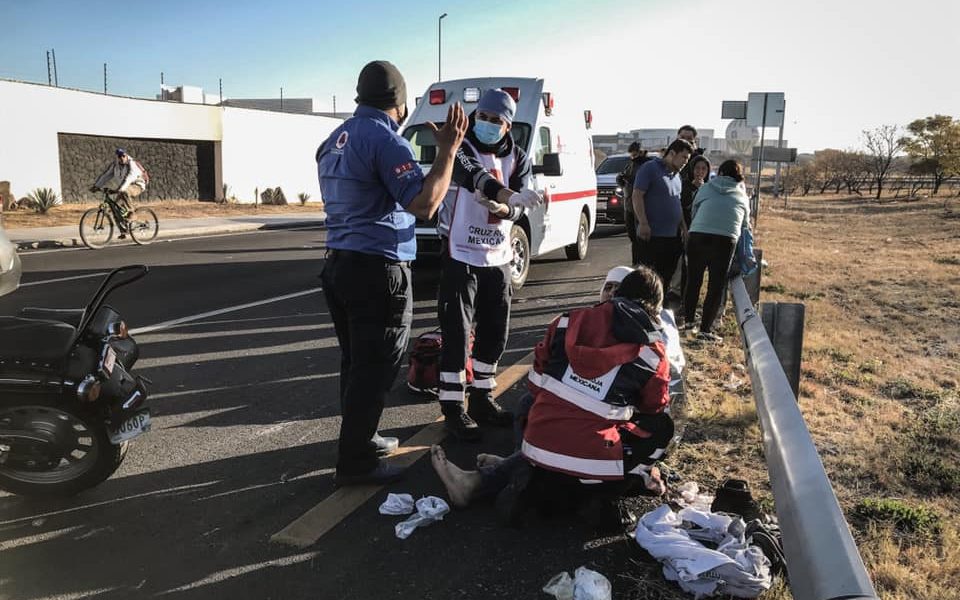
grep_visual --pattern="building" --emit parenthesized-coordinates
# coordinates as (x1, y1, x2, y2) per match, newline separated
(1, 79, 342, 204)
(593, 123, 785, 159)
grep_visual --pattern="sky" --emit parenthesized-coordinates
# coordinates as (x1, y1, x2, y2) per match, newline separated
(2, 0, 958, 153)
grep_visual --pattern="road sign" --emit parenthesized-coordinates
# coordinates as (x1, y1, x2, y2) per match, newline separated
(722, 100, 748, 120)
(747, 92, 785, 128)
(752, 146, 797, 163)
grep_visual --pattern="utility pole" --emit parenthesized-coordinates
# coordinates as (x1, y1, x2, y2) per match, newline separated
(773, 99, 786, 198)
(753, 93, 768, 228)
(333, 94, 337, 115)
(46, 51, 52, 85)
(438, 13, 448, 81)
(160, 71, 164, 99)
(51, 48, 58, 86)
(219, 78, 223, 104)
(280, 87, 283, 111)
(103, 63, 108, 94)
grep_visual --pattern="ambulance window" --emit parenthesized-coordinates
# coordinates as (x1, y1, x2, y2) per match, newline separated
(534, 127, 552, 165)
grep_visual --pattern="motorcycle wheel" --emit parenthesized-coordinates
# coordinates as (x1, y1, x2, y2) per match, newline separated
(0, 399, 127, 497)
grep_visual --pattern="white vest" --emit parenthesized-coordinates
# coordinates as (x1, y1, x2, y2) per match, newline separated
(443, 139, 515, 267)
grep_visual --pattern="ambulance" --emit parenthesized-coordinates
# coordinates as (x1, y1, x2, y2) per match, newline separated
(401, 77, 598, 288)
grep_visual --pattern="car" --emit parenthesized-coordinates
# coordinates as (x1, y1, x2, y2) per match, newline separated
(401, 77, 597, 289)
(0, 222, 21, 296)
(595, 153, 631, 224)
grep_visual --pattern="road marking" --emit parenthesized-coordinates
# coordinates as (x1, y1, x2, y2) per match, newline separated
(19, 272, 109, 287)
(157, 551, 321, 595)
(270, 351, 535, 549)
(130, 287, 322, 335)
(18, 224, 324, 255)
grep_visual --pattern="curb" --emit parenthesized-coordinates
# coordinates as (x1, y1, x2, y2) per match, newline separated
(13, 218, 326, 251)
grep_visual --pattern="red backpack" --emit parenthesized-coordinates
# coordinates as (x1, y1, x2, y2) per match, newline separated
(407, 330, 475, 396)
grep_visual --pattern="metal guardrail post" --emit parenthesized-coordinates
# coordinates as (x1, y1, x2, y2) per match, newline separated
(730, 277, 879, 600)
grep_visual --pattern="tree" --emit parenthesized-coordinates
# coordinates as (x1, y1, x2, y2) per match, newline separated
(900, 115, 960, 195)
(812, 149, 844, 194)
(862, 125, 904, 199)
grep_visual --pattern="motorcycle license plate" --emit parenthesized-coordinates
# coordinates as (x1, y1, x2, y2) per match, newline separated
(109, 410, 151, 444)
(597, 200, 608, 210)
(102, 346, 117, 376)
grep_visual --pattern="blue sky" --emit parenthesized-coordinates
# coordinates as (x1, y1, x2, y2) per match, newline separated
(3, 0, 958, 152)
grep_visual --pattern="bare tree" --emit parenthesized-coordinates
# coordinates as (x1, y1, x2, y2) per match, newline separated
(863, 125, 904, 199)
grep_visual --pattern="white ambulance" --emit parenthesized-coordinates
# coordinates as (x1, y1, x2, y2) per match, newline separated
(401, 77, 598, 288)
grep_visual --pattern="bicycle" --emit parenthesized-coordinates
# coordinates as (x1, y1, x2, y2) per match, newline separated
(79, 188, 159, 249)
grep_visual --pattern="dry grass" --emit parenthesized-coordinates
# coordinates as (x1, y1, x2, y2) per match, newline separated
(637, 193, 960, 599)
(1, 199, 324, 229)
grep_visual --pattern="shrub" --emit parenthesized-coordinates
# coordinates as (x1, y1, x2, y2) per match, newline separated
(25, 187, 61, 214)
(297, 192, 310, 206)
(854, 498, 942, 537)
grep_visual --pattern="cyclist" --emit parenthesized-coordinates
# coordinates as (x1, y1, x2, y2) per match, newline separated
(90, 148, 146, 226)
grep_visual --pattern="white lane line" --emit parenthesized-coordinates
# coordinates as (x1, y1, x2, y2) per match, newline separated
(137, 322, 333, 344)
(18, 224, 325, 256)
(130, 287, 322, 335)
(157, 551, 321, 594)
(137, 337, 336, 369)
(150, 372, 337, 401)
(19, 272, 109, 287)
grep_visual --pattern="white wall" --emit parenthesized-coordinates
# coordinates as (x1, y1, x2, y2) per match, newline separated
(0, 80, 341, 203)
(220, 107, 339, 203)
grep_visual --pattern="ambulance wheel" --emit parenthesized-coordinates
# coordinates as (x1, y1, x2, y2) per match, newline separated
(510, 224, 530, 289)
(565, 211, 590, 260)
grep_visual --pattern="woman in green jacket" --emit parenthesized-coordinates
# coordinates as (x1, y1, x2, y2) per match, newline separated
(683, 160, 751, 342)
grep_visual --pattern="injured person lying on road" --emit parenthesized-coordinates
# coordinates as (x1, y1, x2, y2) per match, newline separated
(431, 265, 675, 529)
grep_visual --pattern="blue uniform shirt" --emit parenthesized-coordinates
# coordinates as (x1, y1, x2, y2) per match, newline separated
(633, 158, 683, 237)
(317, 105, 425, 261)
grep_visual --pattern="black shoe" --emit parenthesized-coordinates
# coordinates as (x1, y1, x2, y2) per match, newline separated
(117, 233, 127, 240)
(467, 394, 513, 428)
(578, 496, 637, 535)
(746, 519, 787, 576)
(711, 478, 762, 522)
(372, 433, 399, 457)
(442, 405, 481, 442)
(334, 462, 407, 486)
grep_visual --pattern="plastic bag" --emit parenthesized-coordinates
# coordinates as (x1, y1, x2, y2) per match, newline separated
(543, 567, 611, 600)
(394, 496, 449, 539)
(378, 493, 415, 516)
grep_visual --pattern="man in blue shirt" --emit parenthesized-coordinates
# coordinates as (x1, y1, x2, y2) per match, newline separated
(317, 60, 467, 485)
(631, 138, 694, 286)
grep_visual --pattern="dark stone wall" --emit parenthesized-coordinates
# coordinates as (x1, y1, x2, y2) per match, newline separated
(58, 134, 217, 202)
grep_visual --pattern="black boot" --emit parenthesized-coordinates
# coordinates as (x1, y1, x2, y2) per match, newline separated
(441, 403, 481, 442)
(711, 478, 762, 522)
(467, 391, 513, 427)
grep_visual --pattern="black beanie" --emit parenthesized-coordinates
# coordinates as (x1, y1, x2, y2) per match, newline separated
(355, 61, 407, 110)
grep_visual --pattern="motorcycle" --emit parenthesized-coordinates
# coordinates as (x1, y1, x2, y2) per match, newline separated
(0, 228, 151, 496)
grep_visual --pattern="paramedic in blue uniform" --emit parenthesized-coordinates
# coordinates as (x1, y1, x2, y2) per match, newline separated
(317, 60, 467, 485)
(436, 89, 542, 441)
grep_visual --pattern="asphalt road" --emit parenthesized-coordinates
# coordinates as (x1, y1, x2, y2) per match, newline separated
(0, 223, 663, 600)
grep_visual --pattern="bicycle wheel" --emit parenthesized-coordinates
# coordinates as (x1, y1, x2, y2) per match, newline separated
(128, 208, 159, 245)
(79, 208, 114, 249)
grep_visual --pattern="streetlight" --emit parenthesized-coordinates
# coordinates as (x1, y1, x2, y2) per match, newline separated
(438, 12, 448, 82)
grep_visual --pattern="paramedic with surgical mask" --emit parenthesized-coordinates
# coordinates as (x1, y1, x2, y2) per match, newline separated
(436, 88, 542, 441)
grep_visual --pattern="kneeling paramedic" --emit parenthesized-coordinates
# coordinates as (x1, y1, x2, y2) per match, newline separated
(437, 88, 542, 441)
(317, 60, 467, 486)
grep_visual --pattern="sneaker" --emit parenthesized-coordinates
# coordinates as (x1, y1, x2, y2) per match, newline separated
(371, 432, 399, 457)
(334, 462, 407, 486)
(697, 330, 723, 343)
(442, 405, 482, 442)
(467, 394, 513, 428)
(746, 519, 787, 575)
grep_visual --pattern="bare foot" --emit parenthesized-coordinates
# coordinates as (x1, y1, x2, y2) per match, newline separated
(430, 445, 482, 507)
(476, 453, 505, 469)
(644, 466, 666, 496)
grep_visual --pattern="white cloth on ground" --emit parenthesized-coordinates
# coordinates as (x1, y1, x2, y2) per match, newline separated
(378, 493, 415, 515)
(674, 481, 715, 512)
(659, 308, 686, 374)
(542, 566, 612, 600)
(394, 496, 450, 539)
(634, 504, 771, 599)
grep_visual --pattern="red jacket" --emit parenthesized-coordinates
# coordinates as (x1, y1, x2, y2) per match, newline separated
(522, 299, 670, 480)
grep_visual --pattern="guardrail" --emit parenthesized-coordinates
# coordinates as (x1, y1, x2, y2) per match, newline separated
(729, 277, 879, 600)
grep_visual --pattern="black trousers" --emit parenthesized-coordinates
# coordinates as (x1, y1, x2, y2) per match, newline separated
(636, 235, 683, 288)
(624, 211, 642, 266)
(437, 249, 511, 405)
(684, 232, 736, 333)
(321, 250, 413, 475)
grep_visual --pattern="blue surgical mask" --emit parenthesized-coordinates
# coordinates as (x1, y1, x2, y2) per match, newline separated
(474, 120, 504, 145)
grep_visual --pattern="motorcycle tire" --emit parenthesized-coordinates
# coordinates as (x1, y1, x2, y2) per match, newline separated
(0, 398, 127, 497)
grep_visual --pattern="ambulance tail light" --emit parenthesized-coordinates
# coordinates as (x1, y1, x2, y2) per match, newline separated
(429, 89, 446, 105)
(463, 87, 481, 103)
(502, 87, 520, 102)
(542, 92, 554, 116)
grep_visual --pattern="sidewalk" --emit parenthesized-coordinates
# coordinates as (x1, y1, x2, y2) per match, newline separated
(6, 212, 326, 249)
